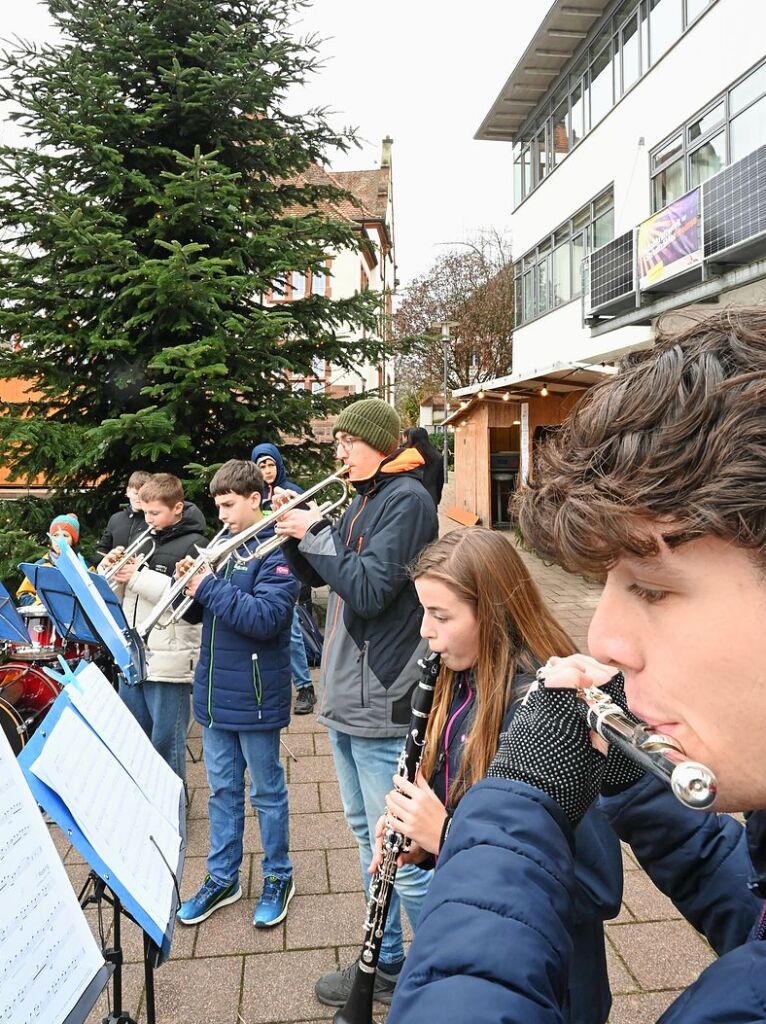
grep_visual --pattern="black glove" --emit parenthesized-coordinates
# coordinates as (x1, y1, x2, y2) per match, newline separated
(487, 685, 605, 828)
(590, 672, 647, 796)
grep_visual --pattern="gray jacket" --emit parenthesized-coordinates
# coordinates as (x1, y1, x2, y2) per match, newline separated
(284, 448, 438, 737)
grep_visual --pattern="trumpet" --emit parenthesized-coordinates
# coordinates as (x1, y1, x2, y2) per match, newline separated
(137, 525, 227, 638)
(245, 467, 350, 562)
(138, 469, 351, 637)
(99, 526, 157, 586)
(583, 686, 717, 809)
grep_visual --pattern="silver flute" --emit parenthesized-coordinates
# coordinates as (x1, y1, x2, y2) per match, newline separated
(582, 686, 717, 810)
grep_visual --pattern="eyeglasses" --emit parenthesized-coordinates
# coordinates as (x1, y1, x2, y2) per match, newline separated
(335, 434, 360, 454)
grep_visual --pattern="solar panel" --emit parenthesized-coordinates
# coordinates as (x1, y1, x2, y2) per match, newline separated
(703, 143, 766, 259)
(589, 230, 635, 311)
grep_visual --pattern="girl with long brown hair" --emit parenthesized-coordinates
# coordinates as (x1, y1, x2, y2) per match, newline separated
(373, 527, 621, 1024)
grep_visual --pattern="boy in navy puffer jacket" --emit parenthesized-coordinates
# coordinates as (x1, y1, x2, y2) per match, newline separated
(176, 460, 299, 930)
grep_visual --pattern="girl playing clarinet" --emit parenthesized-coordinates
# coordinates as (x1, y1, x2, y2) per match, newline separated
(373, 527, 621, 1024)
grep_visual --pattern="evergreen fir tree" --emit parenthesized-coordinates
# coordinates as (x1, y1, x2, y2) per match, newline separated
(0, 0, 384, 572)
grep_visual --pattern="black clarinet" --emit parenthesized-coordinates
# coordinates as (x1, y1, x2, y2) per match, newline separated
(334, 651, 441, 1024)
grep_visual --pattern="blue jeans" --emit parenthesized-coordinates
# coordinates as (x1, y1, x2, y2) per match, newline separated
(119, 679, 191, 783)
(290, 606, 312, 690)
(329, 729, 432, 966)
(202, 725, 292, 887)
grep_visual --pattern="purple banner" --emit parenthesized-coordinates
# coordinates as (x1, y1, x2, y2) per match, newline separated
(637, 189, 701, 291)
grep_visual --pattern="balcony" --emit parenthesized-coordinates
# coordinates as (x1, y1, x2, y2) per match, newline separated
(583, 141, 766, 328)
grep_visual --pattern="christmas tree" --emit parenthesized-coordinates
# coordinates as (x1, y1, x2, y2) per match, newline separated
(0, 0, 383, 570)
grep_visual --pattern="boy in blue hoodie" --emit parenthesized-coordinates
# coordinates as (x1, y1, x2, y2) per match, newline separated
(251, 442, 316, 715)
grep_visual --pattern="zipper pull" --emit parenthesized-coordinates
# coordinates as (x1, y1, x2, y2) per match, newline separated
(356, 641, 368, 663)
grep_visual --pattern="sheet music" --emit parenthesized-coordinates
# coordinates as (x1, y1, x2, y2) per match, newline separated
(66, 661, 183, 829)
(0, 731, 104, 1024)
(30, 707, 181, 935)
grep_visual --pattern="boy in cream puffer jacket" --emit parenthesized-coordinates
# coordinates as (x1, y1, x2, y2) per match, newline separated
(107, 473, 207, 783)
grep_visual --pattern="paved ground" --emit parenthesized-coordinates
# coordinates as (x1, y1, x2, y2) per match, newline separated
(51, 491, 715, 1023)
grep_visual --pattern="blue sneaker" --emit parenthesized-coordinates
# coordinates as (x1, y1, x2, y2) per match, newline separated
(176, 875, 242, 926)
(253, 874, 295, 928)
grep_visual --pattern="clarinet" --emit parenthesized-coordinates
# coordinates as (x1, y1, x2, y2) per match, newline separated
(334, 651, 441, 1024)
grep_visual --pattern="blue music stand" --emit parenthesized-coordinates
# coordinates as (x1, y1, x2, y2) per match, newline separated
(0, 580, 32, 643)
(19, 544, 145, 685)
(19, 680, 186, 1023)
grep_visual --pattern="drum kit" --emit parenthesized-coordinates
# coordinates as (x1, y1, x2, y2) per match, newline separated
(0, 603, 102, 755)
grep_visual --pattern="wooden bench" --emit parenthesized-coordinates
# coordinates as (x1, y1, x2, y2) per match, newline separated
(444, 505, 481, 527)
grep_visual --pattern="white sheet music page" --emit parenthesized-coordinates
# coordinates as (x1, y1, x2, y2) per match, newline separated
(30, 706, 181, 935)
(65, 660, 183, 830)
(0, 731, 104, 1024)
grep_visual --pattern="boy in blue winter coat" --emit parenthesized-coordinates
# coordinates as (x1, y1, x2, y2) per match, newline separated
(176, 460, 299, 929)
(251, 442, 316, 715)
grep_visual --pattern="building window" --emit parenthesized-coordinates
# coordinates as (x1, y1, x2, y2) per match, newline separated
(311, 356, 326, 379)
(688, 131, 725, 188)
(649, 56, 766, 210)
(270, 274, 288, 301)
(512, 0, 716, 209)
(291, 271, 306, 300)
(311, 268, 326, 296)
(731, 94, 766, 162)
(589, 44, 614, 127)
(647, 0, 683, 63)
(620, 14, 640, 93)
(513, 188, 614, 327)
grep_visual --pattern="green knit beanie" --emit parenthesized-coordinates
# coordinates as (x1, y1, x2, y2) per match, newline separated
(333, 398, 401, 455)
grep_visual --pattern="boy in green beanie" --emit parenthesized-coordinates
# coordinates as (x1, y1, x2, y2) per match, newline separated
(274, 396, 438, 1007)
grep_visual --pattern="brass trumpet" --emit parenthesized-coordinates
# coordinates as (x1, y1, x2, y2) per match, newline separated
(98, 525, 157, 587)
(138, 469, 350, 637)
(243, 467, 350, 562)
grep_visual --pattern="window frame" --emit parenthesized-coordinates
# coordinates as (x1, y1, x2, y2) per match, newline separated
(514, 187, 615, 328)
(511, 0, 717, 211)
(649, 55, 766, 211)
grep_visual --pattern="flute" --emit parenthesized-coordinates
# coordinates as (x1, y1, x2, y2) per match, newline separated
(582, 686, 717, 810)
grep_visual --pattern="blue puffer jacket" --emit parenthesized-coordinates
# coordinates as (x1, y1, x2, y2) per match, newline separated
(250, 443, 303, 512)
(429, 670, 622, 1024)
(191, 540, 299, 731)
(389, 776, 764, 1024)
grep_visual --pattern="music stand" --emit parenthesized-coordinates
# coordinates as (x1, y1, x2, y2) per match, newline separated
(19, 679, 186, 1024)
(0, 726, 113, 1024)
(20, 543, 145, 685)
(0, 580, 32, 643)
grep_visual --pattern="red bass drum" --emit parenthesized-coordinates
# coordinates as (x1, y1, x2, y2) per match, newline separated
(0, 662, 61, 756)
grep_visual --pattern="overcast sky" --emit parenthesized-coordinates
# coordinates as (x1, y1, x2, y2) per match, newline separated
(1, 1, 553, 286)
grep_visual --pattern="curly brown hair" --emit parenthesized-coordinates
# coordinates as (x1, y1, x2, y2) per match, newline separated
(517, 307, 766, 576)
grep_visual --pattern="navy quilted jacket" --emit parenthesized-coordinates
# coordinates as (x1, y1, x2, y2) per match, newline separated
(191, 540, 299, 731)
(389, 775, 764, 1024)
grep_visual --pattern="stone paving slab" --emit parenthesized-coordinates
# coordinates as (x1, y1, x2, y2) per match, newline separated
(67, 532, 726, 1023)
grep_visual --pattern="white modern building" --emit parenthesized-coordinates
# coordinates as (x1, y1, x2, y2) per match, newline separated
(474, 0, 766, 379)
(446, 0, 766, 528)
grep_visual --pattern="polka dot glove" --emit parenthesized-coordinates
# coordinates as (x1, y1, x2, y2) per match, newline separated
(590, 672, 647, 797)
(487, 686, 605, 828)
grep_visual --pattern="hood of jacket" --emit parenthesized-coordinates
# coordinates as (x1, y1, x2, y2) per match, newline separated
(351, 446, 426, 496)
(251, 442, 289, 488)
(154, 501, 207, 542)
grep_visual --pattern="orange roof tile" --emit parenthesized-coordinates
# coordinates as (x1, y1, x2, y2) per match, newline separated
(328, 168, 390, 221)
